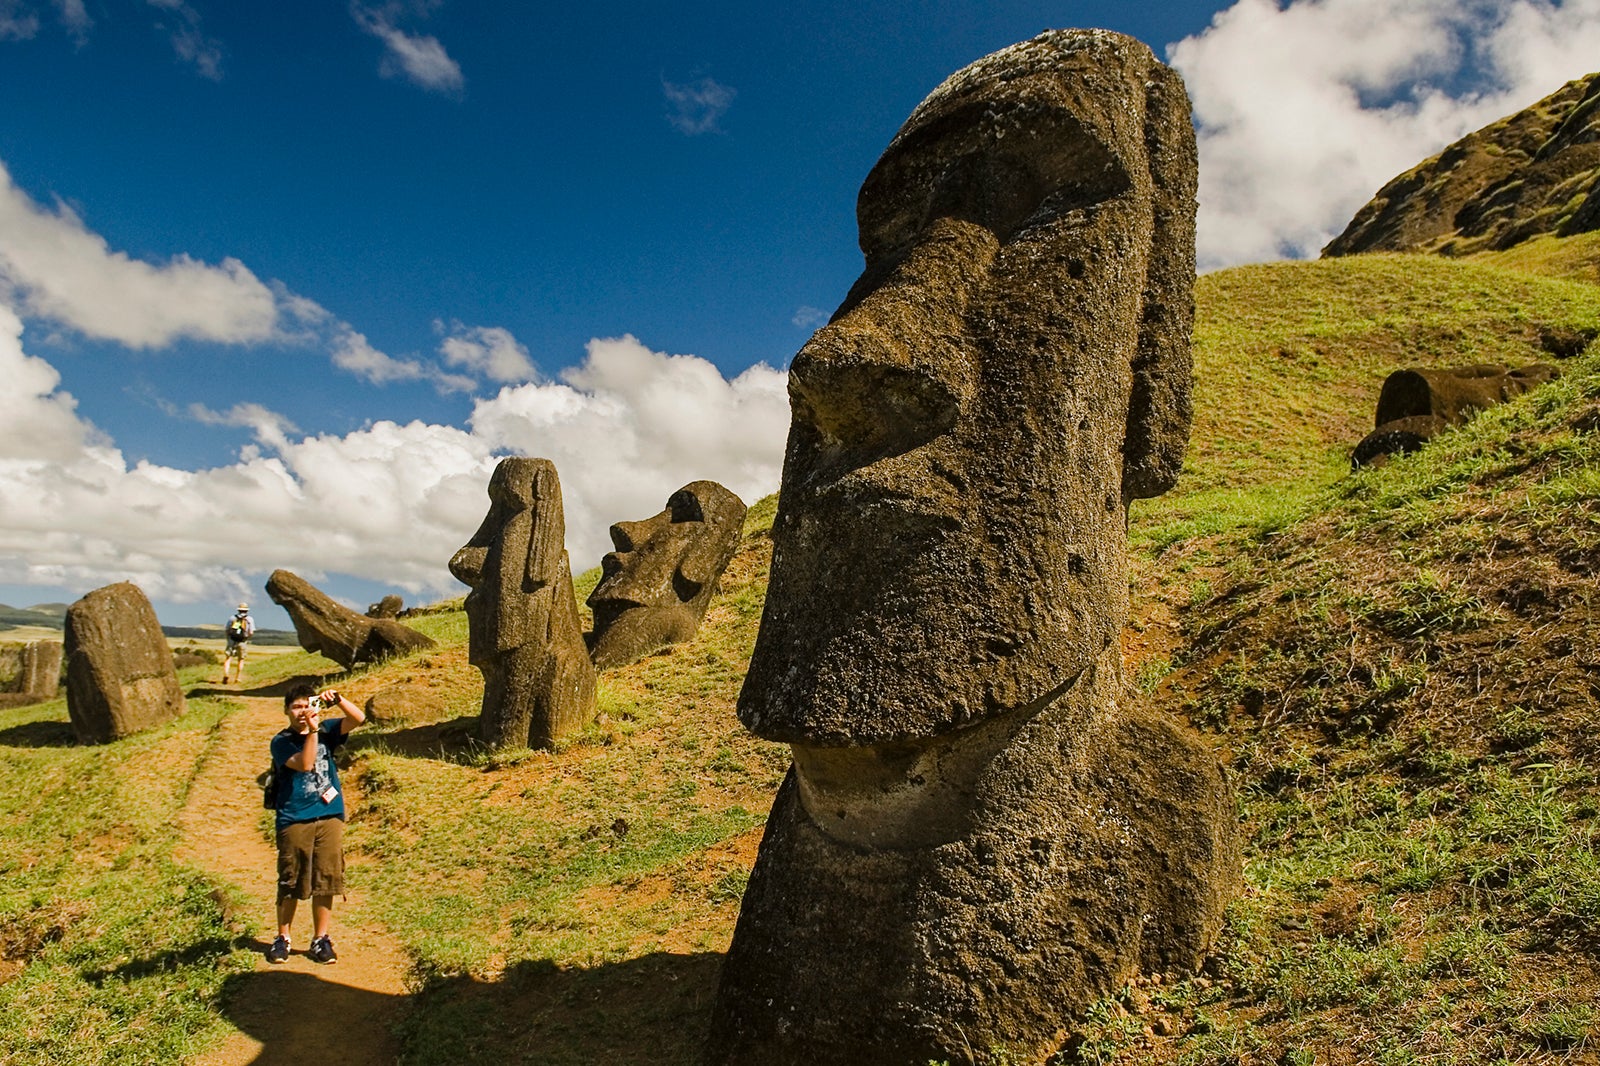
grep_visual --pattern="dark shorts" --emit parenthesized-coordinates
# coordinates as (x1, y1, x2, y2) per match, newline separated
(275, 817, 346, 901)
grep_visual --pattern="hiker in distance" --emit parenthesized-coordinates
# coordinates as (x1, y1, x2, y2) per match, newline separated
(265, 682, 365, 965)
(220, 601, 254, 684)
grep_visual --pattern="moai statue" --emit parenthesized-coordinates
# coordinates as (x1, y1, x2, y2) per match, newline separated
(1353, 362, 1561, 467)
(706, 30, 1238, 1065)
(1374, 362, 1559, 427)
(63, 582, 185, 743)
(449, 458, 596, 749)
(266, 570, 434, 668)
(586, 480, 748, 670)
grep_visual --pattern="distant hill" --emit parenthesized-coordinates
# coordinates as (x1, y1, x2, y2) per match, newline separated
(1324, 71, 1600, 258)
(0, 603, 67, 631)
(0, 603, 298, 646)
(161, 625, 301, 646)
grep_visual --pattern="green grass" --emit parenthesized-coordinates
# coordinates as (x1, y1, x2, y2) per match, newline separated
(5, 246, 1600, 1063)
(0, 691, 255, 1065)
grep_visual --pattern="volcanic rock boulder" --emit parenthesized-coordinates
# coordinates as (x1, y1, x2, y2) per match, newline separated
(706, 29, 1238, 1066)
(586, 481, 747, 670)
(63, 583, 185, 743)
(449, 458, 596, 749)
(266, 570, 435, 669)
(1353, 362, 1560, 467)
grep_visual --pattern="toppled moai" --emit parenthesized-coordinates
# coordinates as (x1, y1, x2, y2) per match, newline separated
(449, 458, 596, 749)
(0, 639, 63, 708)
(586, 481, 747, 670)
(707, 30, 1239, 1065)
(63, 583, 185, 743)
(1353, 362, 1560, 467)
(266, 570, 435, 668)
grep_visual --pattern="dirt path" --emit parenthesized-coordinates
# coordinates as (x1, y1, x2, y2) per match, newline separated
(178, 694, 411, 1066)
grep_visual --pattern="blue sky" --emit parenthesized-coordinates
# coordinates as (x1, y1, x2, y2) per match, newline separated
(2, 0, 1598, 629)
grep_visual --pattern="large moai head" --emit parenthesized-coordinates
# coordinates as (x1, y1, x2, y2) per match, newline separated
(449, 457, 568, 663)
(586, 480, 747, 670)
(740, 29, 1196, 747)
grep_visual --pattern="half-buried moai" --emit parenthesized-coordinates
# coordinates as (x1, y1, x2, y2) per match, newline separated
(706, 30, 1239, 1066)
(63, 582, 185, 744)
(1352, 362, 1561, 467)
(586, 481, 747, 670)
(266, 570, 435, 668)
(449, 457, 596, 749)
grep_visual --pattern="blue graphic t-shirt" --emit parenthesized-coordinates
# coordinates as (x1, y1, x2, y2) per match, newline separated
(270, 719, 348, 831)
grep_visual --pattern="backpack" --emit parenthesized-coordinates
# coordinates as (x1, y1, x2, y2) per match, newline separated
(259, 763, 279, 809)
(228, 617, 249, 643)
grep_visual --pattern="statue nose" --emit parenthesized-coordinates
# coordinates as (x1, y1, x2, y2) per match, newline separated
(788, 322, 966, 458)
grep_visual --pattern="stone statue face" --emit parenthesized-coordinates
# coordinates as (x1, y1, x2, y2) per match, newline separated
(449, 457, 565, 663)
(586, 481, 746, 669)
(739, 32, 1196, 746)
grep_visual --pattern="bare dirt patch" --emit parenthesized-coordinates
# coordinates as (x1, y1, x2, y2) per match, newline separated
(179, 695, 412, 1065)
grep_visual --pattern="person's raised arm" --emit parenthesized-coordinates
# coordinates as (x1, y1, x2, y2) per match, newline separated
(322, 690, 366, 734)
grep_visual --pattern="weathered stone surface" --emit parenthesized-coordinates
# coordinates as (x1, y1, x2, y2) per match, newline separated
(1374, 363, 1559, 426)
(266, 570, 435, 669)
(449, 458, 596, 749)
(365, 594, 404, 619)
(1325, 72, 1600, 257)
(1353, 363, 1560, 468)
(63, 583, 184, 744)
(0, 639, 63, 708)
(1351, 415, 1450, 469)
(586, 481, 747, 670)
(708, 30, 1237, 1065)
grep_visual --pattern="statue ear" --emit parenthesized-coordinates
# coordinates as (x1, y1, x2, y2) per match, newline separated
(525, 462, 565, 587)
(1123, 61, 1196, 502)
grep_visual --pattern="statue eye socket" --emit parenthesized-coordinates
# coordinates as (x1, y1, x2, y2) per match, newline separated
(857, 103, 1129, 259)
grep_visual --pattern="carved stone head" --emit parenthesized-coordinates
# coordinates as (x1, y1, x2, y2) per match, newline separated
(586, 480, 747, 670)
(739, 30, 1197, 746)
(448, 457, 566, 663)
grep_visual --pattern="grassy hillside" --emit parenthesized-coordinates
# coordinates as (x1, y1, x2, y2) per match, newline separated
(2, 249, 1599, 1064)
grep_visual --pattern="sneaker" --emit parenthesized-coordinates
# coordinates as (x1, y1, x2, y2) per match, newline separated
(308, 935, 337, 964)
(265, 936, 290, 964)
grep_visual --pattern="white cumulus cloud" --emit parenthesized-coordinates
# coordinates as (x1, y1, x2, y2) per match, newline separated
(1170, 0, 1600, 270)
(437, 322, 539, 382)
(0, 159, 489, 391)
(0, 320, 789, 605)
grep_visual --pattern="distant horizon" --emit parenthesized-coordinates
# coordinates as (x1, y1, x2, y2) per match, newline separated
(4, 0, 1600, 628)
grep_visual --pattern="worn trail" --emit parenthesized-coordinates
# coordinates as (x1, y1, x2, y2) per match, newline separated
(177, 693, 410, 1066)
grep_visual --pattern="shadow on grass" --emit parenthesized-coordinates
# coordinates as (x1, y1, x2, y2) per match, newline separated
(81, 935, 241, 985)
(0, 717, 75, 748)
(187, 674, 348, 701)
(358, 716, 485, 762)
(207, 949, 721, 1066)
(399, 951, 725, 1066)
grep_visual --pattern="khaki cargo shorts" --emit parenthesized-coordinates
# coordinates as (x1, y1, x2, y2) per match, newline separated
(275, 817, 346, 901)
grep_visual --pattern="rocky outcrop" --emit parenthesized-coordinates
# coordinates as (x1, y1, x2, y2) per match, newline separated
(449, 458, 596, 749)
(63, 583, 185, 743)
(587, 481, 747, 670)
(265, 570, 435, 668)
(707, 30, 1238, 1066)
(1325, 72, 1600, 257)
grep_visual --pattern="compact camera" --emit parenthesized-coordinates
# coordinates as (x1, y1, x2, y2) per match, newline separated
(309, 691, 340, 711)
